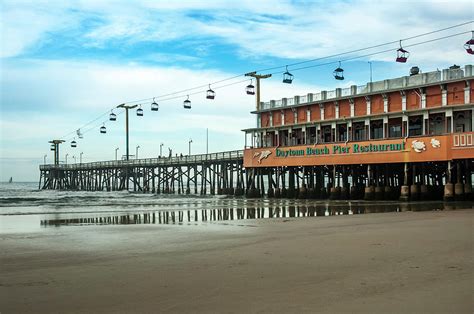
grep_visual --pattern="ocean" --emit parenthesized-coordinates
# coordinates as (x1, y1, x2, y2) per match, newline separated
(1, 182, 472, 234)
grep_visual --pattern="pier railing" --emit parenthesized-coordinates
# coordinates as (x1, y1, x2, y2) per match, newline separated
(40, 150, 244, 170)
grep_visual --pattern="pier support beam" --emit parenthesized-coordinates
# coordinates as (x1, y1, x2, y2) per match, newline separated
(454, 160, 465, 201)
(364, 165, 375, 200)
(444, 161, 454, 201)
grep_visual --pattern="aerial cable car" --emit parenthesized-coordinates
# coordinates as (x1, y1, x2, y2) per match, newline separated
(282, 65, 294, 84)
(100, 124, 106, 134)
(151, 97, 159, 111)
(183, 95, 191, 109)
(71, 138, 77, 148)
(246, 79, 255, 95)
(136, 105, 144, 116)
(76, 129, 83, 139)
(464, 31, 474, 55)
(206, 84, 215, 99)
(109, 110, 117, 121)
(396, 40, 409, 63)
(333, 61, 344, 80)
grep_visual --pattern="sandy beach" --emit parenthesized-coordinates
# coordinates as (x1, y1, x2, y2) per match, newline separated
(1, 208, 473, 313)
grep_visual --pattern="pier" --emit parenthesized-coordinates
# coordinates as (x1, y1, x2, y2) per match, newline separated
(40, 65, 474, 201)
(39, 150, 245, 195)
(39, 143, 473, 201)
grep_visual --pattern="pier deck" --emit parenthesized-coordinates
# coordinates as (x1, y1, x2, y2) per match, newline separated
(39, 150, 245, 194)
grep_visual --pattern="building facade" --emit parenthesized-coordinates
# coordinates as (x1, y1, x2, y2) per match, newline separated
(242, 64, 474, 200)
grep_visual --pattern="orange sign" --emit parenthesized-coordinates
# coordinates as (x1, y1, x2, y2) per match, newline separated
(244, 133, 474, 168)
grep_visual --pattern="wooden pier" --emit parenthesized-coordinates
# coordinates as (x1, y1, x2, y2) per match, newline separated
(39, 150, 246, 195)
(39, 148, 473, 201)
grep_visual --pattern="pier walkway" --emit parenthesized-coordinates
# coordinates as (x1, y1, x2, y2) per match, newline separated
(39, 150, 246, 194)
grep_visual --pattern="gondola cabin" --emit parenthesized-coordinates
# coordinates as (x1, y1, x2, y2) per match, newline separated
(151, 99, 159, 111)
(465, 32, 474, 55)
(333, 65, 344, 80)
(183, 96, 191, 109)
(246, 82, 255, 95)
(396, 47, 409, 63)
(282, 66, 294, 84)
(396, 41, 409, 63)
(206, 86, 215, 100)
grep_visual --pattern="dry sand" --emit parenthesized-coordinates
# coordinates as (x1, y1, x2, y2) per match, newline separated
(1, 209, 473, 313)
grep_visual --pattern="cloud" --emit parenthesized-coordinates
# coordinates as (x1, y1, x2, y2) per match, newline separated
(0, 1, 78, 57)
(1, 58, 320, 181)
(1, 58, 320, 112)
(2, 0, 472, 60)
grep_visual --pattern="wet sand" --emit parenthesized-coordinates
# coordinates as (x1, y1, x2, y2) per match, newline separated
(1, 209, 473, 313)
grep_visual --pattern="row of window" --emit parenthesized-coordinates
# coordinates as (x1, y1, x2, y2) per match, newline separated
(250, 110, 472, 147)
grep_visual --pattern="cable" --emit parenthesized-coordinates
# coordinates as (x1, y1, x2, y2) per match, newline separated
(267, 31, 471, 76)
(254, 20, 474, 73)
(56, 22, 473, 141)
(61, 30, 471, 142)
(59, 109, 116, 139)
(116, 21, 474, 105)
(61, 79, 252, 142)
(123, 74, 245, 104)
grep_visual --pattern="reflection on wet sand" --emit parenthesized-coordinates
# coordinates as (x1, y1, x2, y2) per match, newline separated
(40, 201, 473, 227)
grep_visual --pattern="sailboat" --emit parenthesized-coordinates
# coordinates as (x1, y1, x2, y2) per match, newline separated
(8, 177, 13, 183)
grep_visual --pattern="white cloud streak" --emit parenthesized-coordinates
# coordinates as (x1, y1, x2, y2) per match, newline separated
(2, 0, 473, 59)
(1, 59, 319, 181)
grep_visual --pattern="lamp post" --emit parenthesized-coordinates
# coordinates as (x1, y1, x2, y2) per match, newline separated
(116, 103, 138, 161)
(65, 153, 69, 165)
(160, 143, 164, 157)
(48, 140, 65, 165)
(115, 147, 119, 161)
(188, 139, 193, 156)
(245, 71, 272, 111)
(80, 152, 83, 164)
(117, 103, 139, 191)
(43, 154, 47, 165)
(136, 145, 140, 159)
(368, 61, 373, 83)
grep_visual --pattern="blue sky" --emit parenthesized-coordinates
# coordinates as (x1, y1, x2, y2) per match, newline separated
(1, 0, 473, 181)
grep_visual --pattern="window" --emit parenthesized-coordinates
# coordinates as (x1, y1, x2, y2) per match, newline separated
(454, 110, 472, 133)
(279, 130, 289, 146)
(429, 113, 445, 135)
(322, 125, 332, 143)
(409, 115, 422, 136)
(388, 118, 402, 138)
(306, 127, 317, 144)
(353, 122, 366, 141)
(337, 124, 347, 142)
(370, 120, 384, 139)
(292, 129, 304, 145)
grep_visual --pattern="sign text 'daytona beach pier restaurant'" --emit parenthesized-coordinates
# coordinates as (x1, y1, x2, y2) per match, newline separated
(277, 141, 406, 157)
(243, 134, 473, 168)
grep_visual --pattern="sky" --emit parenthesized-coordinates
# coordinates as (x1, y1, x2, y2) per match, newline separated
(1, 0, 473, 181)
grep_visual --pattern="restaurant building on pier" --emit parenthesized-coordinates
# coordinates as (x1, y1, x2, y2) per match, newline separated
(243, 64, 474, 200)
